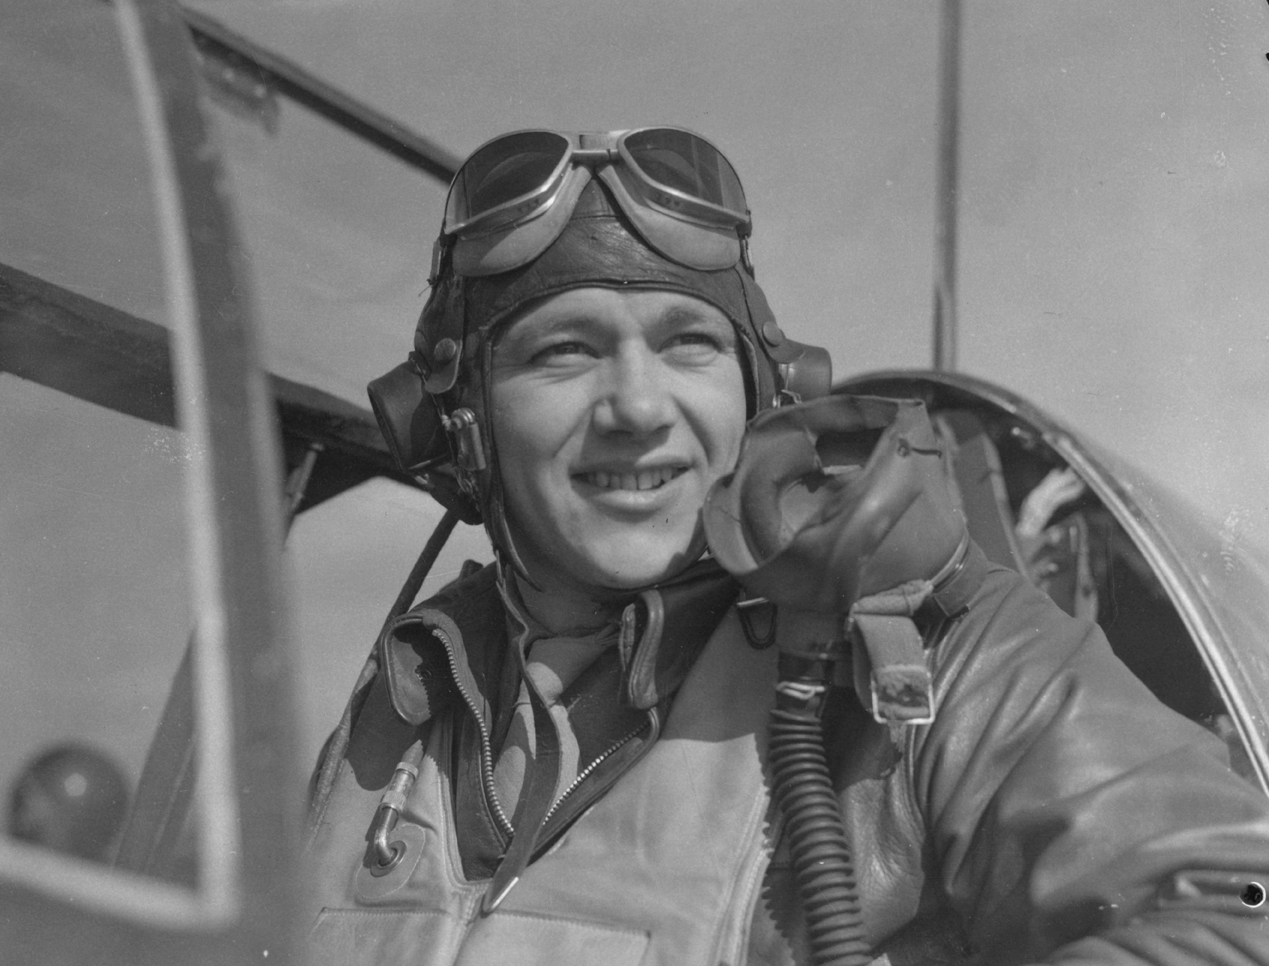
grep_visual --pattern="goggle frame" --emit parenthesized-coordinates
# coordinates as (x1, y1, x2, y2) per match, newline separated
(439, 128, 753, 276)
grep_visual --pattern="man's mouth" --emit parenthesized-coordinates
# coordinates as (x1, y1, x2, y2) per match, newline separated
(579, 466, 687, 492)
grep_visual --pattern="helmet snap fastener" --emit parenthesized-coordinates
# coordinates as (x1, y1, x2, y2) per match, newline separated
(762, 322, 785, 346)
(433, 338, 459, 363)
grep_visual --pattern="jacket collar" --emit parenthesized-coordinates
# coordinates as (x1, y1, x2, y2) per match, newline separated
(380, 558, 741, 726)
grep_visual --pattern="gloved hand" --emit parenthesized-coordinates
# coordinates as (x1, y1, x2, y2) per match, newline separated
(703, 394, 966, 614)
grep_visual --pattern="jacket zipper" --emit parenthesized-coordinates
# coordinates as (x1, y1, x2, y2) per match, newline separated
(430, 622, 515, 838)
(541, 707, 659, 827)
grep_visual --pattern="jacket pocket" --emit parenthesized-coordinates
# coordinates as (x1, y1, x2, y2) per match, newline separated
(309, 908, 461, 966)
(310, 906, 650, 966)
(456, 910, 649, 966)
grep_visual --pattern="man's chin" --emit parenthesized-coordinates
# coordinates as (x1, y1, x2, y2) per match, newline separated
(509, 516, 709, 596)
(587, 543, 704, 594)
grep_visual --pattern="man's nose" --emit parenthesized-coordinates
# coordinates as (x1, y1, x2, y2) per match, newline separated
(592, 350, 673, 436)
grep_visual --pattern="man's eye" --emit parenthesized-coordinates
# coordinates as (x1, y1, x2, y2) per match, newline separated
(532, 341, 594, 364)
(664, 332, 725, 358)
(675, 333, 719, 346)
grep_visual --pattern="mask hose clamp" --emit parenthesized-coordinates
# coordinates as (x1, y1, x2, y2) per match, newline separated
(367, 741, 424, 877)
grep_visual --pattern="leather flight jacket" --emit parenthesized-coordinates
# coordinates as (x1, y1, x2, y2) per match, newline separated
(303, 544, 1269, 966)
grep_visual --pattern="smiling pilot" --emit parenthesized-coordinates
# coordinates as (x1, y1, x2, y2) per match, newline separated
(302, 128, 1269, 966)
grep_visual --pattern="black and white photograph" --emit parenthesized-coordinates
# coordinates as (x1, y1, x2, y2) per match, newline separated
(2, 2, 1269, 963)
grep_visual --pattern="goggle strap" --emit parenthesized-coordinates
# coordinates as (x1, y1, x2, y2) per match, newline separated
(420, 276, 465, 395)
(428, 237, 445, 286)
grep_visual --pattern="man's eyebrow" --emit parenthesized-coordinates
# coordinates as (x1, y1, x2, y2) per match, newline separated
(496, 302, 732, 347)
(495, 314, 588, 346)
(657, 304, 736, 339)
(658, 304, 718, 326)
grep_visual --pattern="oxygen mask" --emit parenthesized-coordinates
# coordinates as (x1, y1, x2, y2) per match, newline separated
(702, 393, 970, 966)
(704, 394, 967, 617)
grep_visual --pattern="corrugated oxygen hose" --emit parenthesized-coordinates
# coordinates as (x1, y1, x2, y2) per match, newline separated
(768, 697, 871, 966)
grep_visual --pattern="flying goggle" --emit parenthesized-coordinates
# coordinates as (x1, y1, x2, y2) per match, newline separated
(438, 127, 753, 277)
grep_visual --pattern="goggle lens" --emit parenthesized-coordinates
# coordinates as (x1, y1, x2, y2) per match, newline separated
(442, 127, 751, 274)
(447, 131, 571, 228)
(622, 128, 747, 215)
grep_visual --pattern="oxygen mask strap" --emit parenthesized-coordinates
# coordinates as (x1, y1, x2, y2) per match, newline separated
(848, 581, 937, 726)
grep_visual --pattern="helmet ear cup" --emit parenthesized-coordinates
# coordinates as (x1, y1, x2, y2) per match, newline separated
(367, 359, 446, 475)
(367, 361, 482, 524)
(734, 269, 832, 410)
(777, 340, 833, 404)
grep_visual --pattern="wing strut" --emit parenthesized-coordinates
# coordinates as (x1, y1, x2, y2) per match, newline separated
(933, 0, 961, 373)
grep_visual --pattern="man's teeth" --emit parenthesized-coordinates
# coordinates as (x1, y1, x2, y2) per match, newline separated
(586, 467, 682, 491)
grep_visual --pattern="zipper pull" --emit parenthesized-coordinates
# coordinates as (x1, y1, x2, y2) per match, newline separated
(481, 691, 561, 914)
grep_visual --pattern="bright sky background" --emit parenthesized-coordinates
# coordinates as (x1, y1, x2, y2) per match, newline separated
(194, 0, 1269, 759)
(194, 0, 1269, 550)
(3, 0, 1269, 841)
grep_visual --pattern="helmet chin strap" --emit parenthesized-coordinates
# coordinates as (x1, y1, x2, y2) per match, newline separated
(473, 332, 541, 591)
(495, 508, 717, 630)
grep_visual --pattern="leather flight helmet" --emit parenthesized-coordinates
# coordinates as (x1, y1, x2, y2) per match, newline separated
(368, 141, 832, 576)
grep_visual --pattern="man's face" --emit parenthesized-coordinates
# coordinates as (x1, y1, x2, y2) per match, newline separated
(490, 287, 748, 592)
